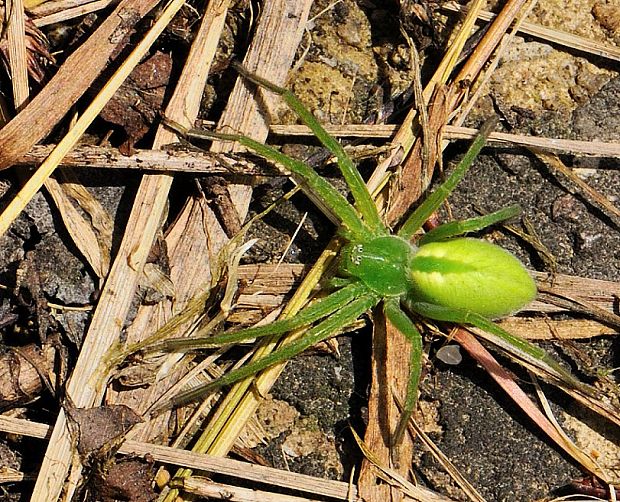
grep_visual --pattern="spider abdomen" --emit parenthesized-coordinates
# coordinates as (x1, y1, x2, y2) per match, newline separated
(340, 235, 416, 297)
(409, 238, 537, 318)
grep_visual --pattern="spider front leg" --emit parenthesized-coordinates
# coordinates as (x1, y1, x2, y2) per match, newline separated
(231, 62, 384, 233)
(164, 119, 372, 241)
(398, 118, 498, 240)
(152, 288, 381, 414)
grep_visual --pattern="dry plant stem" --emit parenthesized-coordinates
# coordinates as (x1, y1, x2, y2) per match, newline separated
(366, 0, 487, 195)
(534, 150, 620, 225)
(33, 0, 117, 26)
(0, 0, 161, 170)
(353, 429, 453, 502)
(452, 0, 538, 128)
(402, 415, 485, 502)
(231, 263, 619, 321)
(442, 126, 620, 157)
(28, 0, 188, 499)
(29, 0, 111, 17)
(425, 0, 488, 105)
(499, 318, 616, 340)
(16, 127, 620, 172)
(442, 2, 620, 62)
(0, 0, 168, 239)
(451, 0, 530, 103)
(173, 477, 328, 502)
(18, 144, 271, 173)
(271, 124, 620, 157)
(160, 4, 313, 500)
(0, 467, 30, 483)
(6, 0, 29, 108)
(0, 415, 358, 502)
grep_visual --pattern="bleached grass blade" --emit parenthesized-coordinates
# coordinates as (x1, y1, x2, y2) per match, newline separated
(29, 0, 190, 499)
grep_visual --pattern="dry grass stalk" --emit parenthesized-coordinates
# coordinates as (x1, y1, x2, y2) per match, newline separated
(173, 476, 331, 502)
(4, 11, 157, 290)
(0, 414, 358, 501)
(231, 264, 620, 341)
(29, 0, 111, 17)
(28, 0, 188, 498)
(147, 5, 315, 501)
(272, 124, 620, 157)
(18, 143, 270, 173)
(16, 126, 620, 174)
(353, 428, 454, 501)
(498, 318, 617, 340)
(532, 271, 619, 314)
(403, 415, 485, 502)
(442, 2, 620, 62)
(68, 2, 316, 502)
(445, 127, 620, 157)
(6, 0, 29, 107)
(533, 150, 620, 225)
(0, 467, 30, 483)
(33, 0, 117, 27)
(452, 0, 538, 128)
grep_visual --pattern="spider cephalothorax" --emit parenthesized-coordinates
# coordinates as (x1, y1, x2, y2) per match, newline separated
(340, 236, 416, 297)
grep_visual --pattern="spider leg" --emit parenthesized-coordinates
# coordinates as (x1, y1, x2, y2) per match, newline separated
(398, 118, 497, 240)
(156, 280, 366, 352)
(164, 119, 372, 241)
(153, 289, 381, 414)
(232, 62, 385, 234)
(419, 205, 520, 245)
(406, 301, 596, 397)
(383, 298, 423, 447)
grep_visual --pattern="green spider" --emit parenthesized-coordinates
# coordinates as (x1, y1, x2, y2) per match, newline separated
(160, 64, 585, 445)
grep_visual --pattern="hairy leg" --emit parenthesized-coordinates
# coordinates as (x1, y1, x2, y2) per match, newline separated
(398, 118, 497, 240)
(152, 290, 381, 414)
(154, 281, 367, 352)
